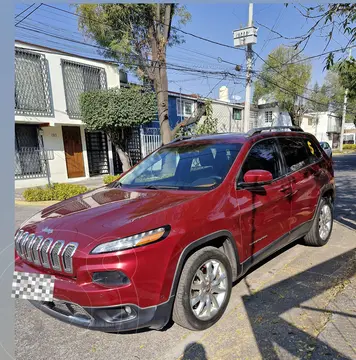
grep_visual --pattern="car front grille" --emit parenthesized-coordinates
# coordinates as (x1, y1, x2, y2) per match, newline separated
(15, 230, 78, 274)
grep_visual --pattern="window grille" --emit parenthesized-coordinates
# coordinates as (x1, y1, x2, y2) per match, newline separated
(61, 59, 107, 119)
(15, 48, 53, 116)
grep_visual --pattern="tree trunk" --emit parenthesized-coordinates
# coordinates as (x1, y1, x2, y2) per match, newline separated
(115, 145, 131, 172)
(107, 131, 131, 173)
(154, 65, 172, 145)
(289, 112, 299, 126)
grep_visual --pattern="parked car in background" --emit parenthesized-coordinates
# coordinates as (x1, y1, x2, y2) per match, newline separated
(14, 126, 335, 332)
(320, 141, 332, 158)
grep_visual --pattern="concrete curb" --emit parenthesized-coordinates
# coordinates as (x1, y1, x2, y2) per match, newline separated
(15, 200, 59, 206)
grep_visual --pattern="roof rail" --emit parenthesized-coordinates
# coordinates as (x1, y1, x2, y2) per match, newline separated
(247, 126, 304, 137)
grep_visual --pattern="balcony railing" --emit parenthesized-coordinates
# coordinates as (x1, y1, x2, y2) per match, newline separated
(15, 48, 53, 117)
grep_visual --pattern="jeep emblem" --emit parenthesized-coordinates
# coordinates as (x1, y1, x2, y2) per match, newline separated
(42, 227, 53, 235)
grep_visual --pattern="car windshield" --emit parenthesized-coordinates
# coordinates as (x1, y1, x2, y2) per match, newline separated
(320, 142, 329, 149)
(115, 142, 242, 190)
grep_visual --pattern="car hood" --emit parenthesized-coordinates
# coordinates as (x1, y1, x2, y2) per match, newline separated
(19, 185, 203, 241)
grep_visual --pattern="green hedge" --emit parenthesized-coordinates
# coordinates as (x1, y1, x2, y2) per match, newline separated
(103, 174, 121, 184)
(343, 144, 356, 150)
(23, 183, 88, 202)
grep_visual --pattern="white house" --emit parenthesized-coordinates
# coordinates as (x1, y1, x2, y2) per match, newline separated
(256, 96, 292, 128)
(344, 123, 356, 144)
(198, 86, 253, 133)
(15, 40, 128, 189)
(300, 112, 341, 148)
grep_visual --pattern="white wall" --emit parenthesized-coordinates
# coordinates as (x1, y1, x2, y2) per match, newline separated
(15, 41, 120, 188)
(300, 112, 341, 147)
(257, 106, 292, 127)
(15, 41, 120, 127)
(212, 102, 243, 133)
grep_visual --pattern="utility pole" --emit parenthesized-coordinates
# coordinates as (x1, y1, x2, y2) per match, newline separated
(339, 48, 352, 152)
(233, 3, 257, 133)
(244, 3, 254, 133)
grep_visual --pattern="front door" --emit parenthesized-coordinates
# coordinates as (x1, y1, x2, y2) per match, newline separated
(62, 126, 85, 178)
(236, 138, 292, 261)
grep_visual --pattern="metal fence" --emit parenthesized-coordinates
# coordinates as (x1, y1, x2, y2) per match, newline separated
(61, 59, 107, 119)
(15, 148, 52, 180)
(140, 128, 161, 158)
(15, 47, 53, 117)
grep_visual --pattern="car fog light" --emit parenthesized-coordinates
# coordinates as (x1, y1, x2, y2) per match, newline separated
(92, 271, 130, 286)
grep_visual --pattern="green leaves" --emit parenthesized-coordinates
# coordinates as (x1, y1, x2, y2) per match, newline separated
(80, 86, 157, 132)
(253, 46, 312, 117)
(336, 58, 356, 99)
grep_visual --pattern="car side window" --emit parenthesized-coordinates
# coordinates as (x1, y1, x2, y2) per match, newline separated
(304, 138, 322, 163)
(278, 137, 311, 173)
(239, 139, 282, 182)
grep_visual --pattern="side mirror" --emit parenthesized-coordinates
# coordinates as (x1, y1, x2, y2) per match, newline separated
(238, 169, 273, 188)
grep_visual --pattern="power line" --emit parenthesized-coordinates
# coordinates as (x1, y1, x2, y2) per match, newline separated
(15, 3, 43, 26)
(41, 4, 246, 53)
(259, 7, 284, 54)
(15, 3, 35, 19)
(252, 70, 356, 116)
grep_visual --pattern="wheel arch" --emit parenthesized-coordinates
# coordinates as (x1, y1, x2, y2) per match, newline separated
(169, 230, 241, 299)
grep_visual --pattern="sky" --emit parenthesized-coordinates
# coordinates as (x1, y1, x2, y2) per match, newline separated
(15, 2, 352, 102)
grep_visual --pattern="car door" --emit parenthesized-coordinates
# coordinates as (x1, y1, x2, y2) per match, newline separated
(277, 137, 323, 232)
(236, 138, 292, 260)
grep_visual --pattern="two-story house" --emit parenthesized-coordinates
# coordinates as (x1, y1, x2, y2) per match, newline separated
(256, 95, 293, 128)
(300, 112, 342, 148)
(15, 40, 128, 189)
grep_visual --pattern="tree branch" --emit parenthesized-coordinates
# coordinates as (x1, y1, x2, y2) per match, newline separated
(171, 103, 206, 138)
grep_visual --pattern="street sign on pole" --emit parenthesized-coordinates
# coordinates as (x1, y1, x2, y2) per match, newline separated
(234, 3, 256, 133)
(233, 26, 258, 47)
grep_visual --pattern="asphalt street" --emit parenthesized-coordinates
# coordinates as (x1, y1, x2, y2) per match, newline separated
(13, 154, 356, 360)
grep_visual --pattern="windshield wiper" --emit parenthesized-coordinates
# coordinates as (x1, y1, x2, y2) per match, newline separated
(142, 185, 179, 190)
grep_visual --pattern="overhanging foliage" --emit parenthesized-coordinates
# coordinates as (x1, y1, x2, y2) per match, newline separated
(79, 86, 157, 132)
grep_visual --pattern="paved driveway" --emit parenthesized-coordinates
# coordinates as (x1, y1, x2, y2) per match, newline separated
(14, 155, 356, 360)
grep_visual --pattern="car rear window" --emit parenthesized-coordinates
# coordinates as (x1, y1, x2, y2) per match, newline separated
(304, 138, 322, 162)
(278, 137, 322, 173)
(278, 137, 311, 173)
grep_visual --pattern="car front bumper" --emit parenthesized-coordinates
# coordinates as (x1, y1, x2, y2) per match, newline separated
(29, 296, 174, 332)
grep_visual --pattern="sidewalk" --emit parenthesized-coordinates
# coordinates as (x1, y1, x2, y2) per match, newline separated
(172, 222, 356, 360)
(15, 175, 105, 201)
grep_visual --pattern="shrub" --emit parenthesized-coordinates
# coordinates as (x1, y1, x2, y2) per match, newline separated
(343, 144, 356, 150)
(103, 174, 121, 184)
(23, 183, 88, 202)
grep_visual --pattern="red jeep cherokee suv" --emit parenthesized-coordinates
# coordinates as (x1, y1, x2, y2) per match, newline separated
(15, 126, 335, 332)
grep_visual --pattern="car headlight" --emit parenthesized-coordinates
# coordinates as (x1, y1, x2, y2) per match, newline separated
(90, 226, 170, 254)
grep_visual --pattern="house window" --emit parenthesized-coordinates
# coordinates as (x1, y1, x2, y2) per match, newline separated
(265, 111, 273, 123)
(177, 99, 194, 117)
(15, 48, 53, 116)
(233, 108, 242, 120)
(308, 118, 313, 126)
(62, 60, 107, 119)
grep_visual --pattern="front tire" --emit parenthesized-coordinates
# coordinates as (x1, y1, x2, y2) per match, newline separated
(172, 246, 232, 331)
(304, 197, 333, 246)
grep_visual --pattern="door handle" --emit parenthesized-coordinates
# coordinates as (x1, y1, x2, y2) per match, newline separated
(279, 186, 291, 193)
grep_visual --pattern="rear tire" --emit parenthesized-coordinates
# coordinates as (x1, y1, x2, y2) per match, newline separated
(172, 246, 232, 331)
(304, 197, 333, 247)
